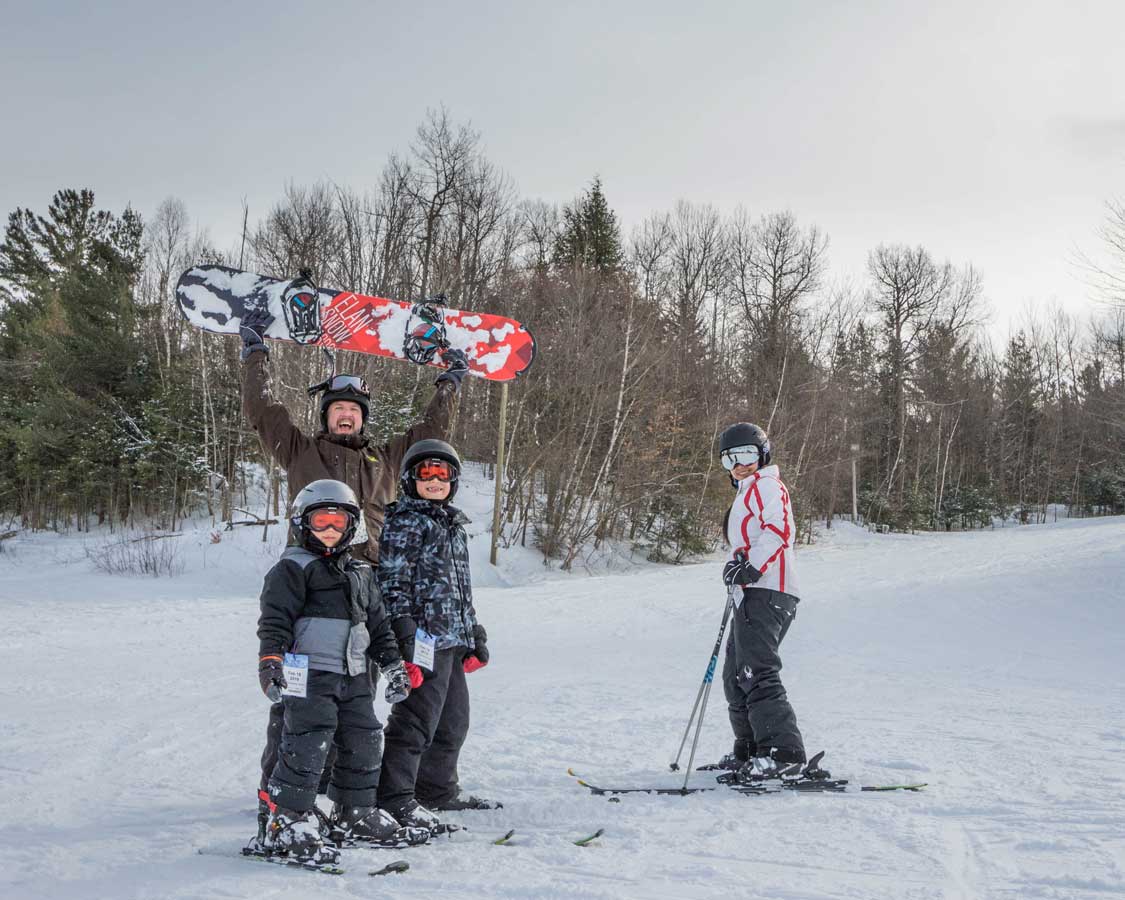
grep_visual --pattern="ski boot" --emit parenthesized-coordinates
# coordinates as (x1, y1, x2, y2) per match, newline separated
(719, 749, 805, 785)
(262, 805, 339, 865)
(329, 804, 431, 848)
(697, 738, 754, 772)
(385, 798, 457, 835)
(423, 793, 502, 811)
(255, 790, 272, 844)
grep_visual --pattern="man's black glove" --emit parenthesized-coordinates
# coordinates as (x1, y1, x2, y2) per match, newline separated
(463, 623, 489, 673)
(258, 655, 287, 703)
(382, 659, 411, 704)
(435, 347, 470, 388)
(722, 550, 762, 587)
(391, 616, 416, 664)
(239, 308, 273, 360)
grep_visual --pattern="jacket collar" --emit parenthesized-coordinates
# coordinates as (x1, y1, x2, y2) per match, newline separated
(317, 431, 370, 451)
(393, 496, 471, 525)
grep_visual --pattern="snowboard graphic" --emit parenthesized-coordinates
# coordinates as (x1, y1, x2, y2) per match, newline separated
(175, 265, 536, 382)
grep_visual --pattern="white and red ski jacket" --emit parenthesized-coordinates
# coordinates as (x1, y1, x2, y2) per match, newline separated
(725, 464, 799, 599)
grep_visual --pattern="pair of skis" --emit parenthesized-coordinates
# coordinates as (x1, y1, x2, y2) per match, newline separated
(213, 826, 606, 877)
(567, 763, 927, 797)
(203, 844, 403, 877)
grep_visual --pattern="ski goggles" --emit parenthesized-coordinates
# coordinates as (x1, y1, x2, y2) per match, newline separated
(327, 374, 369, 396)
(720, 445, 760, 471)
(305, 507, 354, 532)
(411, 459, 457, 482)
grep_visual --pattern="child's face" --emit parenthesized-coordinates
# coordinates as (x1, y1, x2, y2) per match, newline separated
(416, 477, 452, 501)
(316, 525, 344, 548)
(731, 462, 759, 481)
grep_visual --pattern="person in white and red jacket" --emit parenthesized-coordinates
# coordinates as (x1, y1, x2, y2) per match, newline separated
(715, 422, 826, 783)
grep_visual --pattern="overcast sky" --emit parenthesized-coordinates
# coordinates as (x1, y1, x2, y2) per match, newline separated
(3, 0, 1123, 337)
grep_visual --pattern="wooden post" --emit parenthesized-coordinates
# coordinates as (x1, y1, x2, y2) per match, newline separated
(490, 382, 509, 566)
(850, 444, 860, 523)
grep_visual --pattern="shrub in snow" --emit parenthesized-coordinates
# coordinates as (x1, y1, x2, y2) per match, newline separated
(85, 533, 186, 578)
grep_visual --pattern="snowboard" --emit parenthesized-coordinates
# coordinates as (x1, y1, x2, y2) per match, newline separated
(175, 264, 536, 382)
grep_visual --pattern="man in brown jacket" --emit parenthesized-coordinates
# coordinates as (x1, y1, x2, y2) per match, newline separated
(240, 311, 468, 837)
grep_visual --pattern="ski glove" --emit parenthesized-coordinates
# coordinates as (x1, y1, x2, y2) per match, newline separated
(258, 655, 287, 703)
(722, 550, 762, 587)
(383, 660, 412, 704)
(463, 624, 489, 673)
(239, 308, 273, 360)
(391, 616, 416, 664)
(435, 347, 470, 388)
(404, 661, 425, 689)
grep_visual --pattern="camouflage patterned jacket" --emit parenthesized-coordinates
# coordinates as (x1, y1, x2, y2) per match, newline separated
(377, 497, 477, 651)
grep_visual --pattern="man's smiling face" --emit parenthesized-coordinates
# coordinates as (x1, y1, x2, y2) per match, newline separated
(327, 400, 363, 436)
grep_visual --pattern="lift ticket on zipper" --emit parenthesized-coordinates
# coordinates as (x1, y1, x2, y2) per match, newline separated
(413, 629, 437, 671)
(282, 653, 309, 698)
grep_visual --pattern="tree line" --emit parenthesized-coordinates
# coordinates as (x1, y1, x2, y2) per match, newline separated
(2, 109, 1123, 565)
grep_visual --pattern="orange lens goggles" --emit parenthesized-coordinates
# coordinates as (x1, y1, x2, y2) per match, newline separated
(413, 459, 455, 482)
(307, 508, 352, 532)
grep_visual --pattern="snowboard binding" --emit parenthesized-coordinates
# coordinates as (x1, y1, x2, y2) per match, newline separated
(404, 295, 450, 365)
(282, 268, 322, 345)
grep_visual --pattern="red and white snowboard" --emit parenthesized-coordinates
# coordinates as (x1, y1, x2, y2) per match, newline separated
(175, 264, 536, 382)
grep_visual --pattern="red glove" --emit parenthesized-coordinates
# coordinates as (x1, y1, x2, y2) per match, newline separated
(463, 655, 488, 674)
(404, 662, 424, 689)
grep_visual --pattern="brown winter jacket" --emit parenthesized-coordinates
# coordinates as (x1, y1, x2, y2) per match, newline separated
(241, 351, 457, 565)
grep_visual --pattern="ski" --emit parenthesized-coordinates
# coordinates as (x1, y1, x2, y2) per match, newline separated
(573, 828, 605, 847)
(197, 845, 345, 875)
(369, 859, 410, 877)
(492, 829, 516, 845)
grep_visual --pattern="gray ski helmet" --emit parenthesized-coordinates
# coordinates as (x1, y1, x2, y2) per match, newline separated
(400, 438, 462, 502)
(719, 422, 771, 467)
(289, 478, 361, 555)
(319, 374, 370, 433)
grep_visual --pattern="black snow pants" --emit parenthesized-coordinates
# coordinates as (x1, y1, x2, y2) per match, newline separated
(261, 702, 339, 796)
(721, 587, 806, 763)
(377, 647, 470, 810)
(266, 669, 384, 812)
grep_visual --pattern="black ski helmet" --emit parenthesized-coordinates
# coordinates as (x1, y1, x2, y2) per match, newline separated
(718, 422, 771, 467)
(399, 438, 462, 502)
(289, 478, 361, 556)
(319, 374, 371, 433)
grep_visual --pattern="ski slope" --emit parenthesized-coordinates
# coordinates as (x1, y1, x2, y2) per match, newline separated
(1, 481, 1123, 900)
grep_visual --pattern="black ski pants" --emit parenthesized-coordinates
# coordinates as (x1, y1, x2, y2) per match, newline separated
(266, 669, 384, 812)
(261, 699, 339, 796)
(721, 587, 805, 763)
(378, 646, 470, 810)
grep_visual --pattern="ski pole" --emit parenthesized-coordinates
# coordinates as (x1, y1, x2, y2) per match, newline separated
(669, 588, 737, 774)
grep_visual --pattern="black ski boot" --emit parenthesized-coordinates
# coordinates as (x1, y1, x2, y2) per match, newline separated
(262, 806, 339, 864)
(722, 748, 806, 785)
(697, 738, 755, 772)
(424, 794, 502, 811)
(330, 804, 431, 848)
(385, 798, 456, 835)
(255, 790, 272, 845)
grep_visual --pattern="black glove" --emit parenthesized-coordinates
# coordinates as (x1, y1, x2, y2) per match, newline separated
(383, 659, 411, 704)
(722, 550, 762, 587)
(239, 308, 273, 359)
(463, 623, 489, 673)
(435, 347, 470, 388)
(391, 616, 416, 664)
(258, 655, 287, 703)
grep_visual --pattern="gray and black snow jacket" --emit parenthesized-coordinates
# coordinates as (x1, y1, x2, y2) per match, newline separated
(377, 497, 478, 651)
(257, 547, 401, 675)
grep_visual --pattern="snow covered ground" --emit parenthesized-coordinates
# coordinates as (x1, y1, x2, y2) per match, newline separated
(1, 471, 1124, 900)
